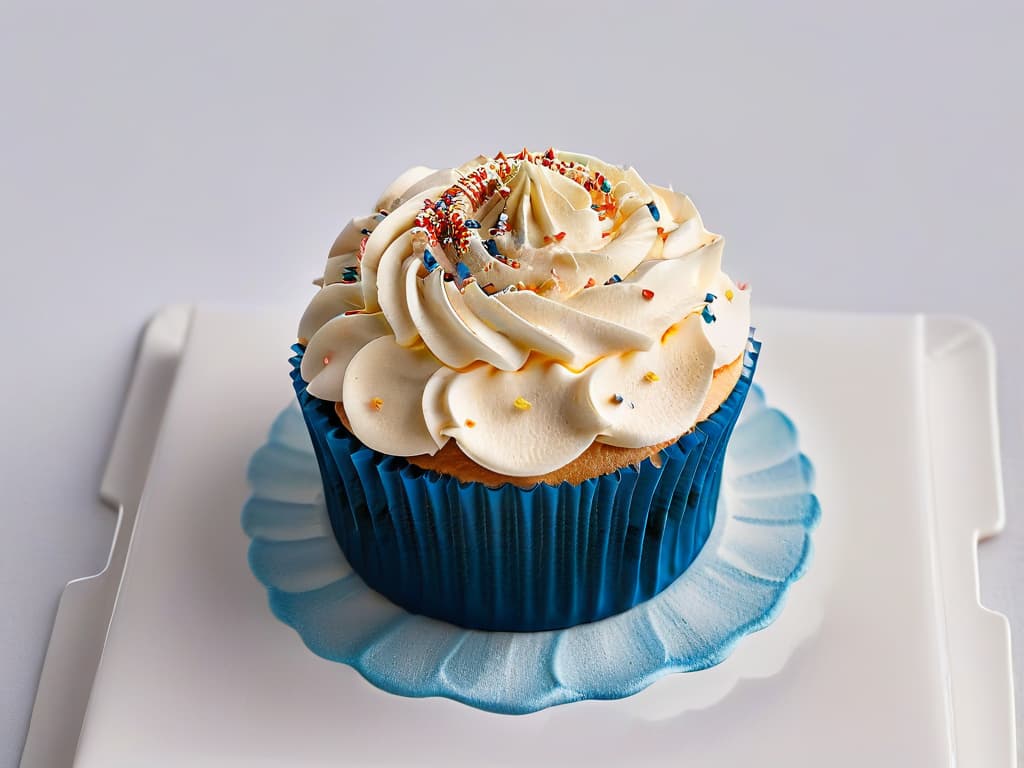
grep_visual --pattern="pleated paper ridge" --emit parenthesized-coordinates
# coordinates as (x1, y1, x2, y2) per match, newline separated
(243, 350, 820, 714)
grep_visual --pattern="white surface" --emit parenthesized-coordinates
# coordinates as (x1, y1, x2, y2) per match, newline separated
(41, 305, 1009, 766)
(2, 1, 1021, 764)
(17, 307, 191, 768)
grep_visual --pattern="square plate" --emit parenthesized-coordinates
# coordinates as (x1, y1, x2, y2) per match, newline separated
(21, 306, 1015, 767)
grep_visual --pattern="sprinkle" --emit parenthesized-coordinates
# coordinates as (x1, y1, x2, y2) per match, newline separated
(456, 262, 472, 281)
(641, 288, 655, 301)
(725, 289, 735, 301)
(704, 292, 717, 303)
(422, 248, 438, 270)
(360, 228, 371, 236)
(600, 179, 612, 193)
(738, 281, 750, 291)
(343, 309, 362, 316)
(605, 274, 622, 285)
(584, 277, 596, 288)
(544, 147, 556, 160)
(656, 226, 668, 242)
(611, 393, 624, 404)
(646, 202, 661, 221)
(602, 231, 612, 238)
(465, 419, 476, 428)
(553, 231, 566, 242)
(702, 306, 716, 324)
(322, 356, 330, 366)
(644, 371, 660, 383)
(465, 219, 481, 229)
(370, 397, 384, 411)
(514, 396, 532, 411)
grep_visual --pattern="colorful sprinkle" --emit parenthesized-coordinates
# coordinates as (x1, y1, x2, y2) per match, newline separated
(514, 396, 532, 411)
(605, 274, 622, 285)
(483, 238, 501, 257)
(600, 179, 612, 193)
(584, 277, 596, 288)
(456, 262, 472, 281)
(644, 371, 660, 383)
(422, 248, 438, 270)
(322, 356, 330, 366)
(738, 281, 750, 291)
(656, 226, 668, 241)
(705, 292, 717, 303)
(611, 393, 624, 404)
(641, 288, 655, 301)
(702, 306, 716, 324)
(370, 397, 384, 411)
(465, 419, 476, 428)
(647, 202, 661, 221)
(725, 288, 735, 301)
(360, 228, 371, 236)
(465, 219, 481, 229)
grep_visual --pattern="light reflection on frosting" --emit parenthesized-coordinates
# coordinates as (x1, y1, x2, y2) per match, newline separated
(299, 149, 750, 477)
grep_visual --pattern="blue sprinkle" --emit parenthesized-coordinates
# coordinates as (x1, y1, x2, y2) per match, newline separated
(647, 202, 661, 221)
(600, 179, 612, 193)
(705, 292, 717, 303)
(456, 262, 472, 280)
(465, 219, 481, 229)
(483, 239, 501, 257)
(360, 228, 371, 236)
(605, 274, 622, 285)
(498, 212, 509, 221)
(423, 249, 438, 270)
(612, 393, 624, 404)
(702, 306, 716, 324)
(591, 204, 600, 210)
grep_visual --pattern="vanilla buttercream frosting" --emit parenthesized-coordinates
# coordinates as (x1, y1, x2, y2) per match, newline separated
(298, 149, 750, 477)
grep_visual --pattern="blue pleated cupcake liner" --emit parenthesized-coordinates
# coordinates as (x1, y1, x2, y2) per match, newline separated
(292, 336, 759, 632)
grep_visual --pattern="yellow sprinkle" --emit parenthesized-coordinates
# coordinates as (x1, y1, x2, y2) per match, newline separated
(465, 419, 476, 428)
(644, 371, 660, 383)
(725, 289, 735, 301)
(370, 397, 384, 411)
(514, 396, 533, 411)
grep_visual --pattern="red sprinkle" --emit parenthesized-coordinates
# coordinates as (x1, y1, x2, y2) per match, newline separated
(584, 277, 596, 288)
(553, 231, 566, 242)
(642, 289, 655, 301)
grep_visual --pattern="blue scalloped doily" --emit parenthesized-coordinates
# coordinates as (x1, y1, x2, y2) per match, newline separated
(242, 384, 819, 715)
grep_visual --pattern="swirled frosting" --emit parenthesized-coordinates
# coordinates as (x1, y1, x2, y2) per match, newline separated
(298, 149, 750, 477)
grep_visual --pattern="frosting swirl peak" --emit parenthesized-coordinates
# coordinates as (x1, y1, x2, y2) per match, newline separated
(298, 149, 750, 477)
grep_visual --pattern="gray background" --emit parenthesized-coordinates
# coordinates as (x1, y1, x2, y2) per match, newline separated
(1, 0, 1020, 763)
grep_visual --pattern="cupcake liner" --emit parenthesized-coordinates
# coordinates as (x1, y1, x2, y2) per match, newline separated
(291, 337, 759, 632)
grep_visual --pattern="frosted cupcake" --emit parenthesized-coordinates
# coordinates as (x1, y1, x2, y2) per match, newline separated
(293, 149, 755, 631)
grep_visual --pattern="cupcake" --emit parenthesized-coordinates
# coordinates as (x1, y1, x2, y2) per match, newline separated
(293, 149, 755, 632)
